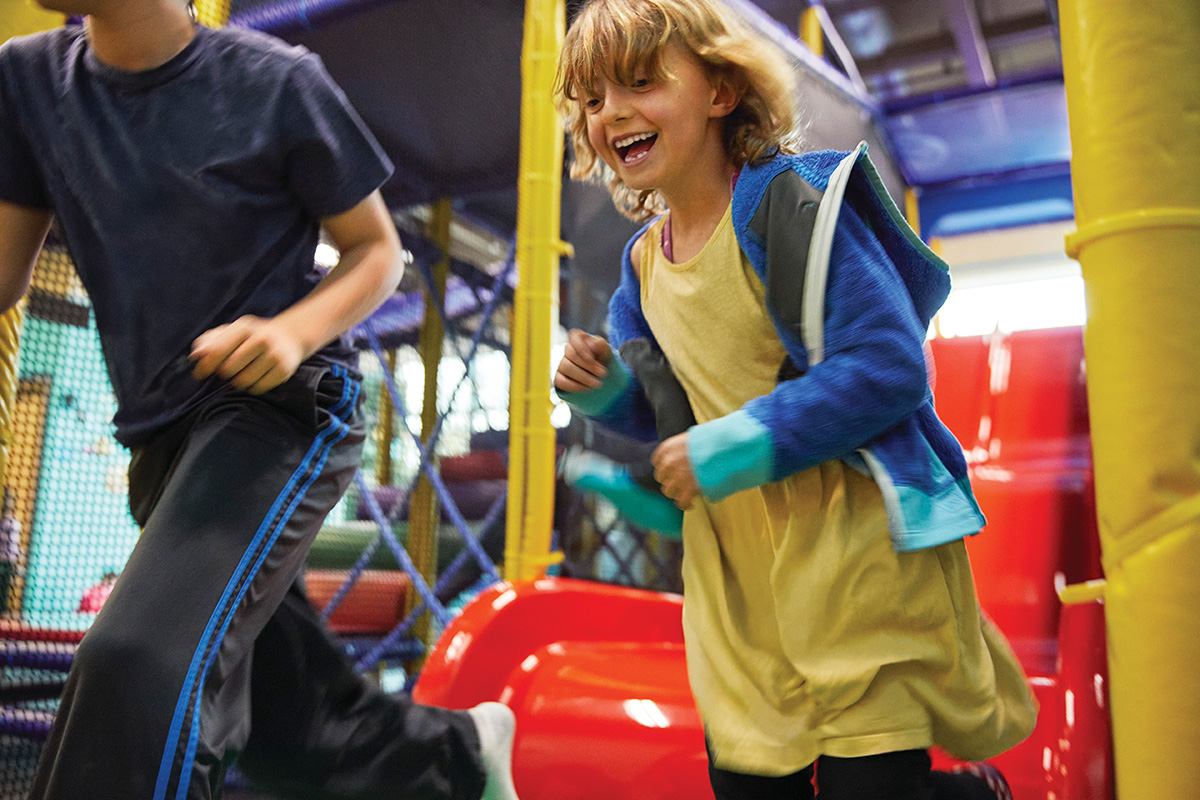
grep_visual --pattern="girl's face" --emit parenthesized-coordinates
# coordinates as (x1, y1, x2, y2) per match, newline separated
(583, 44, 734, 201)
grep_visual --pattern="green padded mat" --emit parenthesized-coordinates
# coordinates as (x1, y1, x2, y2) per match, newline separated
(309, 520, 480, 573)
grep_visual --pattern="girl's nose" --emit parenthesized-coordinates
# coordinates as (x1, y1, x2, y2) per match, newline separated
(600, 92, 631, 123)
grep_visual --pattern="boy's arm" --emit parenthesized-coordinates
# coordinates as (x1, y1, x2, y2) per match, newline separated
(0, 199, 52, 313)
(687, 205, 929, 501)
(283, 190, 403, 356)
(190, 190, 402, 394)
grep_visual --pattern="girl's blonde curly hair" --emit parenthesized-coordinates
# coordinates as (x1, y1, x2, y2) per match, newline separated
(556, 0, 801, 221)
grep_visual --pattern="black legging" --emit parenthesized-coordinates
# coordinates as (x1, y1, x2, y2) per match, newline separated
(708, 749, 1001, 800)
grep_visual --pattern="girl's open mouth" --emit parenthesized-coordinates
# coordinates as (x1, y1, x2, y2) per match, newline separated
(614, 132, 657, 164)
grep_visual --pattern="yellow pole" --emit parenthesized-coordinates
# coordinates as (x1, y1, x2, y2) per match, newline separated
(0, 2, 62, 41)
(904, 188, 920, 236)
(0, 4, 54, 488)
(0, 10, 55, 603)
(1, 3, 60, 39)
(1059, 1, 1200, 797)
(407, 198, 450, 665)
(375, 349, 396, 487)
(505, 0, 568, 581)
(800, 7, 823, 58)
(191, 0, 231, 27)
(0, 303, 25, 489)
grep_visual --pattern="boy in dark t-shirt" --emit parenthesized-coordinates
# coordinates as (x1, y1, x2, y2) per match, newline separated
(0, 1, 517, 798)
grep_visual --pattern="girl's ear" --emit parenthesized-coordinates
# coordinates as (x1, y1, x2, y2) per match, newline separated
(709, 74, 744, 119)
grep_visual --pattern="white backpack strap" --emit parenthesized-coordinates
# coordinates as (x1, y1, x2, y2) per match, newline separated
(803, 142, 865, 366)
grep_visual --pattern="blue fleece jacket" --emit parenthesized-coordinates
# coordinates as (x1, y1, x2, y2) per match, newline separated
(566, 144, 986, 552)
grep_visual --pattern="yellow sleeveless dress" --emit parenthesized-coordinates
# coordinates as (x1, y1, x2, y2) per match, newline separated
(638, 206, 1036, 776)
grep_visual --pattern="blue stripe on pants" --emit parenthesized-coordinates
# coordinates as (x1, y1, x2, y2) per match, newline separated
(154, 368, 358, 800)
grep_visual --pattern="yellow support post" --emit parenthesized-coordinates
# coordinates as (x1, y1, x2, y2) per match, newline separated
(800, 7, 823, 58)
(407, 198, 451, 665)
(904, 188, 921, 236)
(1, 1, 62, 41)
(1, 0, 63, 496)
(191, 0, 231, 27)
(0, 303, 25, 488)
(1059, 1, 1200, 797)
(505, 0, 567, 582)
(375, 349, 396, 487)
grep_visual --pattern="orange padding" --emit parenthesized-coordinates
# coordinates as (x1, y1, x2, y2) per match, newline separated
(440, 450, 509, 482)
(305, 569, 410, 635)
(0, 621, 86, 643)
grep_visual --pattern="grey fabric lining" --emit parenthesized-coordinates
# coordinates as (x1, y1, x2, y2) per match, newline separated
(748, 169, 824, 381)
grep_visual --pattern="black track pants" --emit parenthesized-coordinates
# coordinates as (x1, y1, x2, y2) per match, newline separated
(30, 364, 485, 800)
(709, 748, 1002, 800)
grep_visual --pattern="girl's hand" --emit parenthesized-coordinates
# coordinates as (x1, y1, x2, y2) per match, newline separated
(190, 315, 305, 395)
(555, 329, 612, 392)
(652, 432, 699, 510)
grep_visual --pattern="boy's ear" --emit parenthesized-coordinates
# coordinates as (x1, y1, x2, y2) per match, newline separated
(709, 75, 744, 119)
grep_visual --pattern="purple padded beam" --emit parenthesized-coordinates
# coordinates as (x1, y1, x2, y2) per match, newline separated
(0, 707, 56, 740)
(1, 640, 76, 672)
(229, 0, 398, 34)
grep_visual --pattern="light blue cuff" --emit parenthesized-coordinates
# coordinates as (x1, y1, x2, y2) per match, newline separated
(888, 476, 987, 552)
(858, 447, 986, 553)
(559, 354, 632, 417)
(688, 410, 774, 502)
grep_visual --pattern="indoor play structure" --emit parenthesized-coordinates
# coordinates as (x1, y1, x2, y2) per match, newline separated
(2, 0, 1198, 799)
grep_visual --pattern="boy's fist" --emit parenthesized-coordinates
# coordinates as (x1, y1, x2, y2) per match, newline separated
(190, 314, 304, 395)
(554, 329, 612, 392)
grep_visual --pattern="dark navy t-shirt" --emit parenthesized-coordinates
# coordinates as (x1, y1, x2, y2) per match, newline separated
(0, 24, 393, 445)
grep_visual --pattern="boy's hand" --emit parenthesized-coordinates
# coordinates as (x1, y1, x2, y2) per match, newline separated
(190, 315, 306, 395)
(554, 329, 612, 392)
(652, 433, 699, 510)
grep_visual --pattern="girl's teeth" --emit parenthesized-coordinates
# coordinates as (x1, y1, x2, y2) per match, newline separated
(620, 135, 656, 163)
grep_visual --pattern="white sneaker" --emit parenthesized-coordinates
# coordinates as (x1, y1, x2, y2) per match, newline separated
(467, 701, 519, 800)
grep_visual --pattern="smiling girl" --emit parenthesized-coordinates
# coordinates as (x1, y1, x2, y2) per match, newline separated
(553, 1, 1036, 798)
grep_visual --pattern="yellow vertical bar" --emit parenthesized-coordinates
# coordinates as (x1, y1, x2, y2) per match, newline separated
(505, 0, 566, 581)
(191, 0, 231, 27)
(1059, 1, 1200, 798)
(0, 304, 25, 487)
(1, 0, 63, 494)
(407, 198, 450, 663)
(1, 3, 62, 41)
(375, 349, 396, 486)
(505, 299, 529, 578)
(3, 0, 59, 607)
(800, 7, 823, 58)
(904, 188, 921, 236)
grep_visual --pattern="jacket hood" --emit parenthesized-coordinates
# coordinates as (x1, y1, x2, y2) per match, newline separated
(741, 147, 952, 331)
(840, 148, 951, 330)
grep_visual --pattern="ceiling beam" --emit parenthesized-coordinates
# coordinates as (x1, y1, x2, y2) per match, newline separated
(822, 0, 896, 14)
(940, 0, 995, 87)
(853, 12, 1052, 77)
(808, 2, 869, 95)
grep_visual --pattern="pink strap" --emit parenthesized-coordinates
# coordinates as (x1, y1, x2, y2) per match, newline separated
(660, 168, 741, 263)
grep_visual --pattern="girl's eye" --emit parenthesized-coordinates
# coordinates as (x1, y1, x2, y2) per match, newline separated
(632, 78, 649, 88)
(583, 97, 602, 111)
